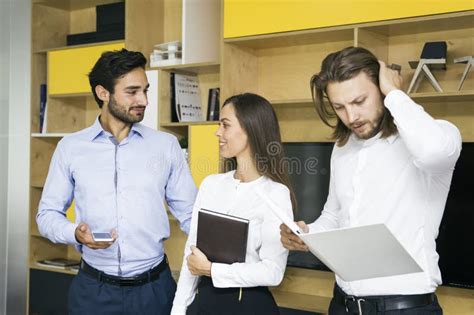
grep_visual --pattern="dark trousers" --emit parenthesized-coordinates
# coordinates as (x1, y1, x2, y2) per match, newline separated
(68, 264, 177, 315)
(328, 285, 443, 315)
(187, 276, 279, 315)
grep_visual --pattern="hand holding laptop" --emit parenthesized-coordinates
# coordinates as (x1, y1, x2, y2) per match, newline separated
(256, 188, 423, 281)
(280, 222, 309, 252)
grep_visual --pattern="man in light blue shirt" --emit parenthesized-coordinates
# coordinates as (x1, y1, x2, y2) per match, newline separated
(37, 49, 197, 314)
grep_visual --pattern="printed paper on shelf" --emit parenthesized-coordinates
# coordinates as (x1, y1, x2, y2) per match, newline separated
(174, 73, 203, 122)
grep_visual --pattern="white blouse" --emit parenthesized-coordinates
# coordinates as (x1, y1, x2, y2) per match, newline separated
(171, 171, 293, 314)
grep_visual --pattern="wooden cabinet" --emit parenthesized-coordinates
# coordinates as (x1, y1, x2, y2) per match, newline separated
(28, 0, 221, 312)
(29, 1, 474, 314)
(222, 9, 474, 315)
(222, 11, 474, 142)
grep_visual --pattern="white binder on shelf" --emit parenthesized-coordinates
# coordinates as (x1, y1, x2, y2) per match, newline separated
(173, 73, 203, 122)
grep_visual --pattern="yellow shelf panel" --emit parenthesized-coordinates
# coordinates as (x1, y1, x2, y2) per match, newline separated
(48, 42, 125, 95)
(224, 0, 474, 38)
(189, 124, 220, 187)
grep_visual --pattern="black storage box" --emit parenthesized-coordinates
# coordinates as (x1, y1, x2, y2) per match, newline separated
(66, 2, 125, 46)
(96, 2, 125, 32)
(67, 29, 124, 46)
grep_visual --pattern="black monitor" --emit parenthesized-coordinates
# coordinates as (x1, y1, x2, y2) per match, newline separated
(284, 142, 474, 290)
(284, 142, 333, 271)
(436, 142, 474, 289)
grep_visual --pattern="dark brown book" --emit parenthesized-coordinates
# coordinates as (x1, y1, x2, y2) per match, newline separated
(197, 209, 249, 264)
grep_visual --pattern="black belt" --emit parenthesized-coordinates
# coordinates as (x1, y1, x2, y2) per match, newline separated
(333, 284, 435, 314)
(80, 256, 168, 287)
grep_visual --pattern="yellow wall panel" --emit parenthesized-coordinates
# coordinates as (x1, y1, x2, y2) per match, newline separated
(48, 42, 125, 95)
(224, 0, 474, 38)
(66, 200, 75, 223)
(189, 125, 220, 187)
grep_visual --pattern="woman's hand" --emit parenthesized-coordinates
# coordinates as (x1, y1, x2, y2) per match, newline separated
(187, 246, 212, 277)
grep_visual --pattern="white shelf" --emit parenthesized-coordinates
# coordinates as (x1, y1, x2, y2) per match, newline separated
(31, 133, 69, 138)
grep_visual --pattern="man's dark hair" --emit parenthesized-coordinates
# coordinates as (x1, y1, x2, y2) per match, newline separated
(310, 46, 397, 146)
(88, 49, 147, 108)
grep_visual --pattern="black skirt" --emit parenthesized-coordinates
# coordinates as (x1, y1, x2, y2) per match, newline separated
(187, 276, 280, 315)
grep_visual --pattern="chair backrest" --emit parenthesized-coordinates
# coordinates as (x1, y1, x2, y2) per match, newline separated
(420, 41, 447, 59)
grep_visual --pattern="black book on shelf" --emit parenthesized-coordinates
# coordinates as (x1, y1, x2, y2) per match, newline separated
(206, 87, 220, 121)
(66, 29, 124, 46)
(197, 209, 249, 264)
(170, 72, 179, 122)
(39, 84, 47, 133)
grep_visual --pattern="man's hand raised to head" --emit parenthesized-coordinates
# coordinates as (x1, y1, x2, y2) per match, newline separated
(378, 60, 403, 96)
(75, 223, 116, 250)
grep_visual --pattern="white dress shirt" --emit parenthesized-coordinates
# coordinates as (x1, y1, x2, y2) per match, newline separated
(171, 171, 293, 314)
(309, 90, 462, 296)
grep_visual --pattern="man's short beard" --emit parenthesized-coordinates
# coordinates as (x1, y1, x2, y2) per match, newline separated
(108, 96, 144, 124)
(354, 106, 384, 140)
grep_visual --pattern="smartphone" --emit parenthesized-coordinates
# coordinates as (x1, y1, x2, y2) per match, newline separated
(92, 232, 114, 242)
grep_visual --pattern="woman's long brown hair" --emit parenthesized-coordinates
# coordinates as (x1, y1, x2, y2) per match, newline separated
(222, 93, 297, 214)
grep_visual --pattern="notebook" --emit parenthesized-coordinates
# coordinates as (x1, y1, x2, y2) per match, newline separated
(197, 209, 249, 264)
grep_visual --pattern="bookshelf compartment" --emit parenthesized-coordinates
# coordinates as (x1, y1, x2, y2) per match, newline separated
(30, 137, 59, 188)
(358, 12, 474, 94)
(158, 65, 220, 127)
(30, 235, 69, 264)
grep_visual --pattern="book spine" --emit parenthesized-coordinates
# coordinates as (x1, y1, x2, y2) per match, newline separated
(170, 72, 179, 122)
(39, 84, 47, 133)
(207, 87, 220, 121)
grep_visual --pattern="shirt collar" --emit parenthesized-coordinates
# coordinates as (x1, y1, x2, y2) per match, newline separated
(350, 131, 398, 147)
(88, 116, 146, 142)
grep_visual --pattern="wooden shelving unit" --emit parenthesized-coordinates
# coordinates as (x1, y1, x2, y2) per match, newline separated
(28, 1, 473, 314)
(28, 0, 222, 313)
(222, 8, 474, 314)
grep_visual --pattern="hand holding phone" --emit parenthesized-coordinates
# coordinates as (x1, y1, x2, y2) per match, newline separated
(92, 232, 114, 242)
(75, 223, 116, 249)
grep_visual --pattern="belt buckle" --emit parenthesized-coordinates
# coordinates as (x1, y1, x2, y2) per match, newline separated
(119, 276, 138, 286)
(345, 296, 356, 312)
(344, 296, 366, 314)
(357, 298, 366, 315)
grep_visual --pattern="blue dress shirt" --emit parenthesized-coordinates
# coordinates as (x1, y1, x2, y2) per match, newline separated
(37, 118, 197, 276)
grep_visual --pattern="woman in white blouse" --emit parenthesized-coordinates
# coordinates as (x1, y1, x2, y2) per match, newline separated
(171, 93, 296, 315)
